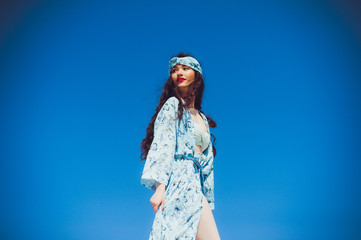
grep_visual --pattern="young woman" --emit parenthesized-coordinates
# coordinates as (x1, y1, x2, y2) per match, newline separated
(140, 52, 221, 239)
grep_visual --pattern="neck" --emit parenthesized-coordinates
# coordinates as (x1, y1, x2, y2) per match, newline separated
(181, 97, 195, 109)
(187, 105, 198, 115)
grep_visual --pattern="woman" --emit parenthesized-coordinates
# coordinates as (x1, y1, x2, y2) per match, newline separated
(140, 52, 221, 239)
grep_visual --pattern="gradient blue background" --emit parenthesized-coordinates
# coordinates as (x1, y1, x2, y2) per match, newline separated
(1, 0, 360, 239)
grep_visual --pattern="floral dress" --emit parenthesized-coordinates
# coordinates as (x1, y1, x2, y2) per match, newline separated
(140, 96, 215, 239)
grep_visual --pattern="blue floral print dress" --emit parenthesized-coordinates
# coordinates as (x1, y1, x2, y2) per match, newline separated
(140, 96, 215, 239)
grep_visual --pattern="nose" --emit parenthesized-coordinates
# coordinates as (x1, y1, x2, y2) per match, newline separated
(177, 69, 184, 76)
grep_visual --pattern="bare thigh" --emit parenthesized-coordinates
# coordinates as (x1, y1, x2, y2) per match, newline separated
(196, 194, 221, 240)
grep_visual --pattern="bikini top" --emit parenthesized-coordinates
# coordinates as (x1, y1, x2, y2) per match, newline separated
(193, 121, 210, 152)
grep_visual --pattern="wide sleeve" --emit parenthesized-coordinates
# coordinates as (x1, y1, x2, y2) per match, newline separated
(201, 139, 215, 210)
(140, 96, 179, 192)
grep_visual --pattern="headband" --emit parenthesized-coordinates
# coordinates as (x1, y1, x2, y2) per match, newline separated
(168, 56, 202, 76)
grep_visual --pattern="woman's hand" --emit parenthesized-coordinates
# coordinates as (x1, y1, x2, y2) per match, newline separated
(150, 182, 166, 212)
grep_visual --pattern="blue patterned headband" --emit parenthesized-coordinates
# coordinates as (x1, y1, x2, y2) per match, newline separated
(168, 56, 202, 76)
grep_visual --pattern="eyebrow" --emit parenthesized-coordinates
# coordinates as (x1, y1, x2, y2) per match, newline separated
(172, 65, 188, 69)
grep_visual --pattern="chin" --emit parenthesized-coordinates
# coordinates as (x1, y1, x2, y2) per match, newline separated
(178, 85, 188, 89)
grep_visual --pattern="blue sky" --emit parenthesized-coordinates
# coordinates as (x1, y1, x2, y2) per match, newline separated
(1, 0, 361, 239)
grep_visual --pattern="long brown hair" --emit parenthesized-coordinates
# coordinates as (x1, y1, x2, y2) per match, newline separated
(140, 52, 217, 161)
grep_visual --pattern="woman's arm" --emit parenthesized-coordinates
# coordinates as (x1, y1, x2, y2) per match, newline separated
(157, 182, 166, 189)
(149, 182, 166, 212)
(140, 97, 179, 191)
(201, 141, 215, 210)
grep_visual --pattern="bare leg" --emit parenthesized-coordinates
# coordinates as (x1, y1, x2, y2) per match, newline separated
(195, 194, 221, 240)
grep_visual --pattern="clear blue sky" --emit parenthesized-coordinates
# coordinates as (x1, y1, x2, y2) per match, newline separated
(1, 0, 361, 239)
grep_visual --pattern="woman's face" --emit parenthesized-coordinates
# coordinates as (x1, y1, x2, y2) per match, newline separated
(171, 64, 196, 91)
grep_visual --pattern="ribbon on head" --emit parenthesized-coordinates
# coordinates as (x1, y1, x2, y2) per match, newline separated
(168, 56, 202, 76)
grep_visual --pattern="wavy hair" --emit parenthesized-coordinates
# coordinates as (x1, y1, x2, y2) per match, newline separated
(140, 52, 217, 161)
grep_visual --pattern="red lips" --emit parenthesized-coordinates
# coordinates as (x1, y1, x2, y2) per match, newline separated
(177, 78, 185, 82)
